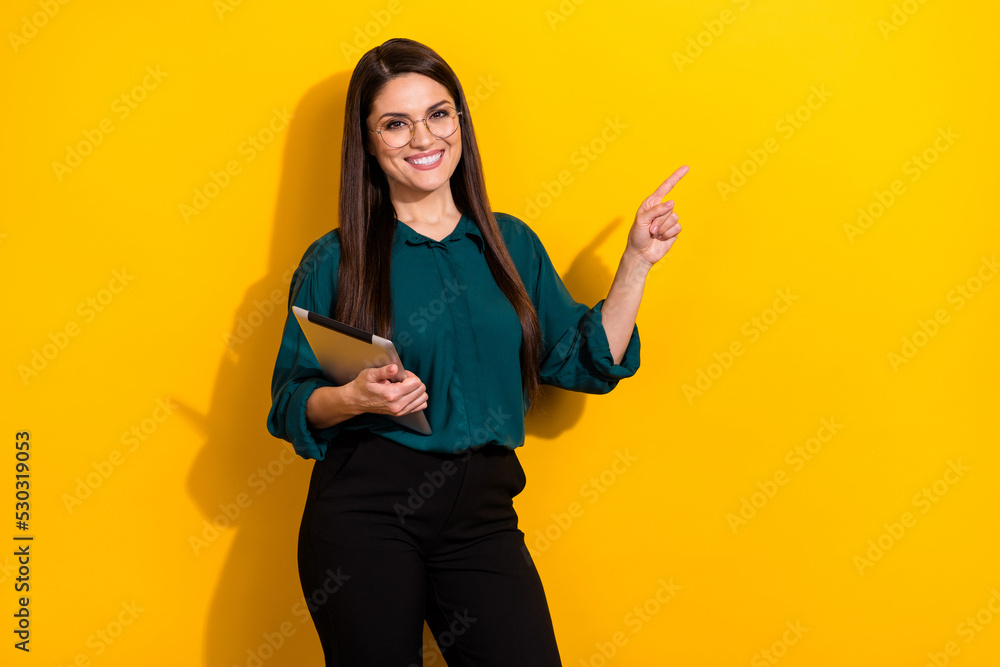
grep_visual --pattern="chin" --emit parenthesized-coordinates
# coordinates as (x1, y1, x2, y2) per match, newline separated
(387, 155, 460, 192)
(407, 170, 457, 188)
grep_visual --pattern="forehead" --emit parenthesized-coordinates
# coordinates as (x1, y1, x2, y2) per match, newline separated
(370, 73, 453, 115)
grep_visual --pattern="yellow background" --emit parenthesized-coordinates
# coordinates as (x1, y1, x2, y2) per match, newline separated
(4, 0, 999, 664)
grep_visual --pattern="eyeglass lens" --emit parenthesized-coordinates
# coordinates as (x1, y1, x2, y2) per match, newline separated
(379, 108, 459, 148)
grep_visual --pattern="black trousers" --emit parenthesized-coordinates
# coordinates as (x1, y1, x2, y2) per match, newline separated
(297, 429, 563, 666)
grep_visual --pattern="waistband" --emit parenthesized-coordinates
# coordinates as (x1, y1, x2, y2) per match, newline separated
(331, 428, 512, 460)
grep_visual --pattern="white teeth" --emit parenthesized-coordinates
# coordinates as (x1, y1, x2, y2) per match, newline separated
(407, 151, 442, 165)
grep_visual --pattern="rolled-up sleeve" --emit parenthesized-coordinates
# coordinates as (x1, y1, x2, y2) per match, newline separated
(525, 223, 641, 394)
(266, 234, 342, 460)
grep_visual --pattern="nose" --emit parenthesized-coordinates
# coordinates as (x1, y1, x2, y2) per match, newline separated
(409, 119, 435, 148)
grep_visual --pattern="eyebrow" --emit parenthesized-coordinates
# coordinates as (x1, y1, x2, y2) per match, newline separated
(378, 100, 451, 121)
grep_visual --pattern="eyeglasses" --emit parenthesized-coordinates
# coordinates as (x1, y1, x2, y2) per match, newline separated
(369, 105, 463, 149)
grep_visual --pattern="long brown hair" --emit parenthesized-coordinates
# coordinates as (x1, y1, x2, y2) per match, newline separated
(335, 37, 543, 414)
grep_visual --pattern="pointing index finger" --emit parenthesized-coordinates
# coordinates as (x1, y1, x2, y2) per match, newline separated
(650, 165, 690, 202)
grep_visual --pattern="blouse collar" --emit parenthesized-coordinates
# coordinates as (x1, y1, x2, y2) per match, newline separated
(393, 212, 485, 254)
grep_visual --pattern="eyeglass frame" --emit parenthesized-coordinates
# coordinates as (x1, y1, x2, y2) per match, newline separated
(367, 105, 463, 148)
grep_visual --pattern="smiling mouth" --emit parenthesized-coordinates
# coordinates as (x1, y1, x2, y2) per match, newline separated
(404, 150, 444, 166)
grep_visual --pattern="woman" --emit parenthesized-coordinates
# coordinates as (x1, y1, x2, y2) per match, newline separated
(266, 37, 686, 665)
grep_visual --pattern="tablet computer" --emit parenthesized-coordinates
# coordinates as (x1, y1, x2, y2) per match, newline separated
(291, 305, 432, 435)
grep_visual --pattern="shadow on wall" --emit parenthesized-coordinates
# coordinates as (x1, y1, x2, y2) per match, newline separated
(184, 69, 622, 667)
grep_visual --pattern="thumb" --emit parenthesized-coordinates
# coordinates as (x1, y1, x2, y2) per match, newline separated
(380, 364, 397, 378)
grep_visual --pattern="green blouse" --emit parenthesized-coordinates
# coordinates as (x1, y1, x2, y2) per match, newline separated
(266, 211, 641, 460)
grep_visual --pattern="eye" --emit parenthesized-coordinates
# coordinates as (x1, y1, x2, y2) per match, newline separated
(384, 119, 407, 131)
(430, 109, 449, 119)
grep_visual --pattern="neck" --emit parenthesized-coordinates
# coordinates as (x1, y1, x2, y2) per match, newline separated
(390, 187, 461, 226)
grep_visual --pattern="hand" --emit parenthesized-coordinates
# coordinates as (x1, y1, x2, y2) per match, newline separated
(349, 363, 428, 417)
(626, 165, 689, 267)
